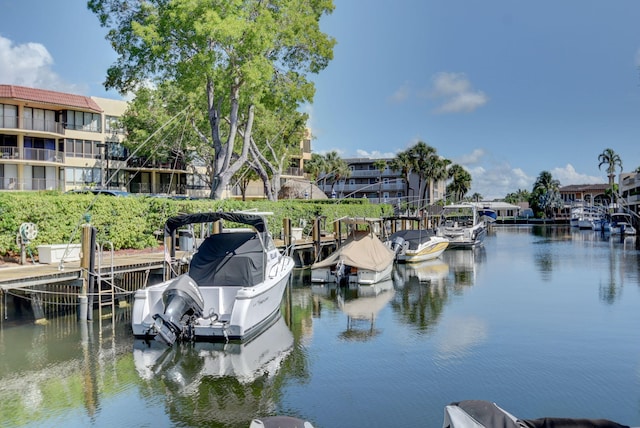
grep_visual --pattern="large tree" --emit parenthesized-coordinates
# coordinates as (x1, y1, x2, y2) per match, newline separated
(88, 0, 335, 199)
(390, 150, 414, 206)
(446, 164, 471, 203)
(530, 170, 562, 218)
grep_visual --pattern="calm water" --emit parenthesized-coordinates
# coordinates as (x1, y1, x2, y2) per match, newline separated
(2, 225, 640, 428)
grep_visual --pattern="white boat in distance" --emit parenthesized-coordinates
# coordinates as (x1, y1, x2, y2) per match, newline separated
(436, 203, 487, 248)
(132, 211, 295, 345)
(386, 228, 449, 263)
(609, 212, 637, 235)
(310, 217, 396, 284)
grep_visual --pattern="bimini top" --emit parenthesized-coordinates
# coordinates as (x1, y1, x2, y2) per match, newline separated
(164, 211, 270, 237)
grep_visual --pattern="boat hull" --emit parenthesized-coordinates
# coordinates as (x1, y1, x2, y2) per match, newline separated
(311, 261, 393, 285)
(132, 256, 295, 342)
(397, 238, 449, 263)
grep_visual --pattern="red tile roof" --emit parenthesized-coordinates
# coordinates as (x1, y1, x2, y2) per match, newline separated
(0, 85, 102, 112)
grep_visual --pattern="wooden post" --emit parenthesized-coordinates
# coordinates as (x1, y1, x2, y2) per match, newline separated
(283, 218, 292, 247)
(312, 216, 320, 262)
(78, 223, 93, 321)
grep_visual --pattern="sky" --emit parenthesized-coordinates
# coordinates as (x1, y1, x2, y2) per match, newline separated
(2, 0, 640, 199)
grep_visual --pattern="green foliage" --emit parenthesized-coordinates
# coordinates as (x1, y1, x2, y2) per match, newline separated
(0, 192, 392, 257)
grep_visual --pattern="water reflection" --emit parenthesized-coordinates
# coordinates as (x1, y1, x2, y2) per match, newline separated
(441, 246, 486, 289)
(311, 280, 395, 341)
(132, 316, 294, 426)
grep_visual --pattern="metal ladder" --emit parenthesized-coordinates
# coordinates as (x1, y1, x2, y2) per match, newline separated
(96, 242, 116, 325)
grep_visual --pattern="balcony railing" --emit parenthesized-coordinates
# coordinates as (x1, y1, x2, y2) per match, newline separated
(0, 176, 62, 191)
(0, 147, 65, 163)
(0, 115, 65, 134)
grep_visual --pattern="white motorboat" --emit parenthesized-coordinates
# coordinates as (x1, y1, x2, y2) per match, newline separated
(436, 204, 487, 248)
(386, 229, 449, 263)
(609, 212, 637, 235)
(132, 211, 295, 345)
(310, 218, 396, 284)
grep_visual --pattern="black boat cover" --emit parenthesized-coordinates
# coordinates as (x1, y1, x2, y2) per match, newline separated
(443, 401, 631, 428)
(189, 232, 265, 287)
(164, 212, 268, 236)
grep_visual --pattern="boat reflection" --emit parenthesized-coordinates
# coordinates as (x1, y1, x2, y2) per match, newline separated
(394, 259, 449, 287)
(441, 246, 486, 287)
(311, 280, 395, 341)
(134, 313, 293, 388)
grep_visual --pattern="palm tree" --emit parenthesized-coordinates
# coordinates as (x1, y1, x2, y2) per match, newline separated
(530, 171, 562, 218)
(598, 148, 623, 203)
(447, 164, 471, 203)
(409, 141, 437, 207)
(320, 151, 350, 195)
(390, 150, 414, 206)
(373, 158, 387, 202)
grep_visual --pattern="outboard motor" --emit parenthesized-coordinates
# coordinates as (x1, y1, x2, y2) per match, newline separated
(152, 274, 204, 346)
(389, 236, 406, 256)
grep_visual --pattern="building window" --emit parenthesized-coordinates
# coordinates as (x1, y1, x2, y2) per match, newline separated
(64, 110, 101, 132)
(65, 139, 101, 158)
(0, 104, 18, 128)
(105, 115, 125, 134)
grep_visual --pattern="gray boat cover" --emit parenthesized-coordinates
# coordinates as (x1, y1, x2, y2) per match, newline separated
(443, 401, 630, 428)
(189, 232, 265, 287)
(311, 230, 395, 272)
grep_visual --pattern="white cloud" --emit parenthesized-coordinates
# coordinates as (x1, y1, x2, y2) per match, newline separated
(550, 164, 605, 186)
(388, 81, 411, 103)
(453, 149, 533, 199)
(0, 35, 85, 94)
(430, 72, 488, 114)
(355, 149, 398, 159)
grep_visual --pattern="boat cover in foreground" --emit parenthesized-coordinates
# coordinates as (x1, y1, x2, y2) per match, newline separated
(311, 230, 394, 272)
(443, 400, 630, 428)
(189, 232, 265, 286)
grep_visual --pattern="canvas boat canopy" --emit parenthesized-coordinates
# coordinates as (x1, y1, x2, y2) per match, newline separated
(312, 230, 395, 273)
(164, 212, 269, 237)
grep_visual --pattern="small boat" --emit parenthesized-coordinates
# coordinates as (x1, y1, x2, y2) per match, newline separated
(132, 211, 295, 345)
(478, 206, 497, 223)
(443, 400, 630, 428)
(436, 203, 487, 248)
(609, 212, 637, 236)
(386, 229, 449, 263)
(310, 217, 396, 284)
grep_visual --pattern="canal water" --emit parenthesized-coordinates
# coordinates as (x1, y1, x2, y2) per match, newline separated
(2, 225, 640, 428)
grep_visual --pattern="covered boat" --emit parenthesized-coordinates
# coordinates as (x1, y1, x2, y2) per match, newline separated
(310, 218, 396, 284)
(131, 211, 295, 345)
(443, 400, 630, 428)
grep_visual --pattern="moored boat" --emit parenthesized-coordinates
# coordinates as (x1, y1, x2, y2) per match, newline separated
(310, 217, 396, 284)
(131, 211, 295, 345)
(436, 203, 487, 248)
(386, 228, 449, 263)
(609, 212, 637, 235)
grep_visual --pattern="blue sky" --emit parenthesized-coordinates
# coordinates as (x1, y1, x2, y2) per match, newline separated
(2, 0, 640, 199)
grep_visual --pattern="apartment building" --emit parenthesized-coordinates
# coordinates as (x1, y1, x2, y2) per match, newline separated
(316, 157, 446, 206)
(0, 84, 310, 197)
(619, 172, 640, 215)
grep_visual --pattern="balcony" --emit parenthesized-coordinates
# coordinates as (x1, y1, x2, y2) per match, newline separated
(0, 176, 62, 191)
(0, 115, 65, 134)
(1, 147, 65, 163)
